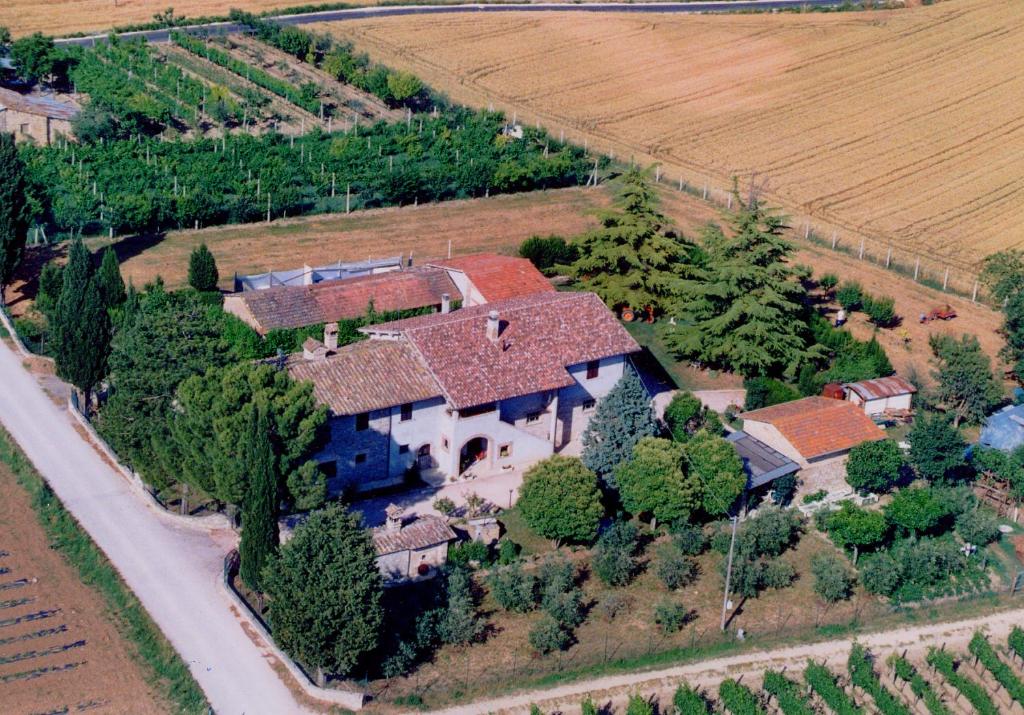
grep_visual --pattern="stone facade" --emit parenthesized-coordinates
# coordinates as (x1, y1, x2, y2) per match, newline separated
(0, 107, 71, 146)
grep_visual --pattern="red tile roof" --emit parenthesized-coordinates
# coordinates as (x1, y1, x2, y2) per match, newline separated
(429, 254, 555, 302)
(844, 376, 917, 401)
(286, 339, 442, 416)
(372, 515, 457, 555)
(739, 396, 886, 460)
(363, 291, 640, 410)
(233, 267, 461, 333)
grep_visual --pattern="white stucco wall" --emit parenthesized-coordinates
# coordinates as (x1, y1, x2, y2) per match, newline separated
(740, 419, 807, 467)
(555, 356, 625, 447)
(859, 394, 912, 415)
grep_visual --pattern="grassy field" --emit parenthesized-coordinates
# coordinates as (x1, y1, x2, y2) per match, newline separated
(323, 0, 1024, 271)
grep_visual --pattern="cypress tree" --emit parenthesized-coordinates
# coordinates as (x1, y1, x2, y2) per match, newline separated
(54, 240, 110, 406)
(581, 366, 657, 487)
(188, 243, 219, 292)
(240, 406, 280, 593)
(0, 132, 30, 297)
(96, 246, 126, 310)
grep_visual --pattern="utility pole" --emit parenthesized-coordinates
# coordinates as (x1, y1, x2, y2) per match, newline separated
(720, 513, 739, 632)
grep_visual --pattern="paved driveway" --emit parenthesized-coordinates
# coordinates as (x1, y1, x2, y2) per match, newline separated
(0, 339, 307, 714)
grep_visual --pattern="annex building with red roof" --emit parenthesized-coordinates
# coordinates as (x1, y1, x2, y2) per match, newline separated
(285, 290, 641, 495)
(739, 396, 886, 468)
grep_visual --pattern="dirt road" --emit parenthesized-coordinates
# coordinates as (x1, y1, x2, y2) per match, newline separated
(431, 604, 1024, 714)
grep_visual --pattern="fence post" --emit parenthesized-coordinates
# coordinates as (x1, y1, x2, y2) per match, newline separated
(703, 182, 708, 200)
(943, 267, 949, 291)
(804, 222, 810, 240)
(859, 238, 865, 260)
(886, 247, 892, 268)
(972, 281, 979, 303)
(914, 258, 920, 281)
(831, 231, 837, 249)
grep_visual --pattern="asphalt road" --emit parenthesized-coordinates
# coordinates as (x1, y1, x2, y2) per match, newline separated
(0, 338, 307, 714)
(55, 0, 847, 46)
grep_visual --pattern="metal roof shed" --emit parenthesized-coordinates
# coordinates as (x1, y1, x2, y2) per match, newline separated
(726, 430, 800, 490)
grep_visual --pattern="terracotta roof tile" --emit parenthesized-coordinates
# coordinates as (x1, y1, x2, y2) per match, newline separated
(740, 396, 885, 460)
(286, 339, 441, 415)
(430, 254, 554, 302)
(372, 515, 457, 555)
(235, 267, 461, 333)
(363, 292, 640, 410)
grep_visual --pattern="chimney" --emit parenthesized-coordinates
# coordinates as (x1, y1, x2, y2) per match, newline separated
(384, 503, 404, 531)
(441, 293, 451, 314)
(324, 322, 339, 352)
(486, 310, 500, 342)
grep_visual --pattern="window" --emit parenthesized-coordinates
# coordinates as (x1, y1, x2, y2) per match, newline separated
(398, 444, 409, 454)
(418, 444, 431, 457)
(19, 123, 28, 135)
(499, 444, 511, 458)
(320, 460, 337, 479)
(526, 411, 541, 424)
(442, 437, 450, 451)
(586, 360, 600, 379)
(355, 453, 367, 465)
(400, 403, 413, 422)
(583, 399, 597, 411)
(355, 412, 369, 431)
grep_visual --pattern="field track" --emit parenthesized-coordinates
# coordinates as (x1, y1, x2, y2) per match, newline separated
(323, 0, 1024, 268)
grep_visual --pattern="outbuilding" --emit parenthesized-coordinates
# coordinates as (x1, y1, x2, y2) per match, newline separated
(843, 376, 916, 416)
(372, 504, 457, 582)
(0, 87, 78, 146)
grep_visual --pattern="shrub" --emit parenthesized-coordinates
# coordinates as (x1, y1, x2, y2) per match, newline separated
(836, 281, 863, 310)
(654, 543, 698, 590)
(653, 599, 688, 634)
(596, 593, 626, 622)
(528, 615, 570, 654)
(802, 489, 828, 504)
(888, 653, 951, 715)
(541, 586, 584, 629)
(804, 662, 859, 715)
(863, 295, 897, 326)
(447, 539, 490, 568)
(743, 377, 800, 411)
(497, 538, 519, 565)
(580, 699, 598, 715)
(674, 684, 711, 714)
(432, 496, 455, 516)
(847, 643, 912, 715)
(762, 670, 815, 715)
(954, 508, 1001, 546)
(1011, 626, 1024, 660)
(927, 648, 998, 715)
(592, 521, 640, 587)
(671, 523, 707, 556)
(487, 563, 537, 613)
(626, 695, 655, 715)
(811, 553, 856, 603)
(187, 243, 219, 292)
(969, 632, 1024, 707)
(771, 473, 799, 506)
(518, 234, 575, 270)
(819, 273, 839, 291)
(718, 678, 765, 715)
(845, 439, 904, 494)
(664, 391, 721, 441)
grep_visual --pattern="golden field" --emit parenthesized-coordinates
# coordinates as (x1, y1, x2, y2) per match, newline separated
(322, 0, 1024, 267)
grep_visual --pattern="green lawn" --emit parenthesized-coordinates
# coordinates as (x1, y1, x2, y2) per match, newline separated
(498, 506, 554, 556)
(624, 320, 742, 392)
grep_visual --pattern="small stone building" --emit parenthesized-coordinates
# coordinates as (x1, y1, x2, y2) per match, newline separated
(372, 504, 457, 582)
(0, 87, 77, 146)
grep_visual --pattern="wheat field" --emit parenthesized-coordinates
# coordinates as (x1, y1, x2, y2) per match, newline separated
(321, 0, 1024, 267)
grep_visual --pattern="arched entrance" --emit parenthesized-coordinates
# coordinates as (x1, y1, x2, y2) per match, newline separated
(459, 436, 488, 475)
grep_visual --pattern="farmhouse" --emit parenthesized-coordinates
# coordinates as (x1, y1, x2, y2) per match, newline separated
(224, 253, 552, 333)
(0, 87, 77, 146)
(843, 376, 916, 416)
(372, 504, 456, 582)
(739, 397, 886, 469)
(287, 291, 640, 494)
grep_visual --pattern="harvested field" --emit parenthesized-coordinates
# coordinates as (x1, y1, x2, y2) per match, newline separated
(0, 463, 165, 714)
(324, 0, 1024, 271)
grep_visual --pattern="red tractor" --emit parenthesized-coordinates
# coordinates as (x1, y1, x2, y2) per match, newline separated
(921, 304, 957, 323)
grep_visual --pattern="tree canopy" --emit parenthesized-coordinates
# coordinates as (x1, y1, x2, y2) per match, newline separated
(239, 406, 279, 593)
(264, 504, 382, 677)
(884, 486, 954, 536)
(615, 437, 699, 527)
(683, 431, 746, 516)
(96, 246, 126, 311)
(517, 456, 604, 544)
(569, 169, 697, 316)
(0, 133, 29, 295)
(907, 413, 967, 484)
(188, 243, 219, 293)
(52, 240, 110, 403)
(662, 190, 822, 377)
(581, 366, 657, 485)
(663, 391, 723, 441)
(823, 502, 889, 562)
(11, 33, 55, 85)
(929, 334, 1001, 427)
(845, 439, 904, 495)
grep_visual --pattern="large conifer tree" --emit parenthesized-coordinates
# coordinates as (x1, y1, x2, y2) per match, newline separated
(54, 240, 110, 406)
(569, 168, 696, 316)
(240, 406, 279, 593)
(188, 243, 219, 292)
(581, 366, 657, 486)
(96, 247, 126, 311)
(662, 190, 821, 377)
(0, 133, 29, 297)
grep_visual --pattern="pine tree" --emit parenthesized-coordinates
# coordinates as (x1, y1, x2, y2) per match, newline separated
(0, 132, 30, 297)
(581, 366, 657, 486)
(54, 240, 110, 406)
(188, 243, 219, 292)
(95, 247, 126, 310)
(240, 406, 279, 593)
(662, 189, 822, 377)
(569, 168, 696, 317)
